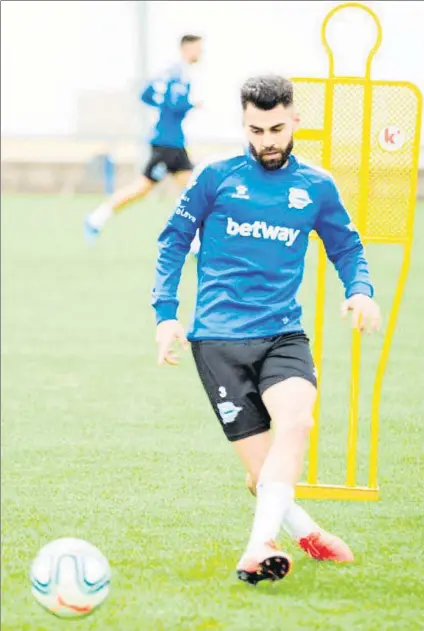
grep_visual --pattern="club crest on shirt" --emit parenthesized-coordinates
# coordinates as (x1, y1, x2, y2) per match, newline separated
(231, 185, 250, 200)
(288, 187, 312, 210)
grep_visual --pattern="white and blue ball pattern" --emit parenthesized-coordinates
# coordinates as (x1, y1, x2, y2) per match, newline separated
(30, 538, 110, 618)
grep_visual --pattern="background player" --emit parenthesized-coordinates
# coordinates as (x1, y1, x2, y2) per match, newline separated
(152, 75, 381, 584)
(84, 34, 203, 253)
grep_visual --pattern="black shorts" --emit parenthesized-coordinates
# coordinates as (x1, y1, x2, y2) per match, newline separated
(191, 332, 317, 442)
(143, 145, 193, 182)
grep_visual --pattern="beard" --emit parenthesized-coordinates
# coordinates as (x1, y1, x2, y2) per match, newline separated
(250, 137, 294, 171)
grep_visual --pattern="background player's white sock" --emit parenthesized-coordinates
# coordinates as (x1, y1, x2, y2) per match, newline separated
(246, 482, 294, 552)
(88, 203, 113, 230)
(283, 501, 320, 539)
(189, 230, 201, 255)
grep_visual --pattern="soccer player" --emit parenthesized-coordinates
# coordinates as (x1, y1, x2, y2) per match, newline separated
(84, 34, 203, 254)
(152, 75, 381, 584)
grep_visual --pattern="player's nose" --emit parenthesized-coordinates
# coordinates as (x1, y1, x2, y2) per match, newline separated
(262, 133, 274, 148)
(262, 138, 279, 152)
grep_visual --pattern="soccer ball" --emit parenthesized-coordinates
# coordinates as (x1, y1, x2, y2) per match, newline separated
(30, 538, 111, 618)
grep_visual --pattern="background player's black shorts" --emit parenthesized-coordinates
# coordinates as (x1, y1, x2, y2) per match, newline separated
(191, 332, 317, 442)
(143, 145, 193, 182)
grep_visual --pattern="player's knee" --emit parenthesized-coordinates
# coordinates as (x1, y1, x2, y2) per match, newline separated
(112, 176, 153, 206)
(298, 410, 315, 432)
(173, 170, 192, 189)
(138, 175, 155, 194)
(274, 408, 315, 435)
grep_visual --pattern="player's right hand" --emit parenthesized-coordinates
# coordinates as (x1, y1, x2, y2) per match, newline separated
(156, 320, 189, 366)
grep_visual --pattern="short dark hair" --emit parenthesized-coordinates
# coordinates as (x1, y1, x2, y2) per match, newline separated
(180, 34, 202, 46)
(241, 75, 294, 111)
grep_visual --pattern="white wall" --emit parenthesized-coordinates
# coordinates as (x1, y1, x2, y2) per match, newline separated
(1, 0, 423, 141)
(1, 0, 138, 136)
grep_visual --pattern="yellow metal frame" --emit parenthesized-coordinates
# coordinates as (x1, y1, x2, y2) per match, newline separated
(296, 483, 379, 502)
(292, 2, 422, 501)
(322, 2, 383, 80)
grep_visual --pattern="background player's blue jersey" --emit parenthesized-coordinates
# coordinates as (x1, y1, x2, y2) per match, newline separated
(152, 151, 374, 341)
(140, 63, 193, 149)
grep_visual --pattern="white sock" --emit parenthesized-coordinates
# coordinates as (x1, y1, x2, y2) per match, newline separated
(283, 501, 320, 539)
(189, 231, 201, 255)
(88, 203, 114, 230)
(246, 482, 294, 552)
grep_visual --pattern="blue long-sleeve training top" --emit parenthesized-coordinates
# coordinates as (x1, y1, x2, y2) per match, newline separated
(152, 151, 374, 341)
(140, 62, 193, 149)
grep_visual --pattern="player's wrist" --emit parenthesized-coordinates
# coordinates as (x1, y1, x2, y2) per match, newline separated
(157, 318, 179, 329)
(155, 302, 178, 325)
(345, 282, 374, 299)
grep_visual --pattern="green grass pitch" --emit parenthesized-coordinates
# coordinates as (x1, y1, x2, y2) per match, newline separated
(1, 194, 423, 631)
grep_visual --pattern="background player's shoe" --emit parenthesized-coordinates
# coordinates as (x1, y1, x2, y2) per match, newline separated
(84, 217, 101, 245)
(298, 530, 354, 562)
(236, 540, 292, 585)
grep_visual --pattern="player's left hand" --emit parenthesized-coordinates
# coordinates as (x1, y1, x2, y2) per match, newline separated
(341, 294, 381, 334)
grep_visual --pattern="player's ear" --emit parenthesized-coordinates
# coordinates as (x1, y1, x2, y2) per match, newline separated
(292, 108, 301, 131)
